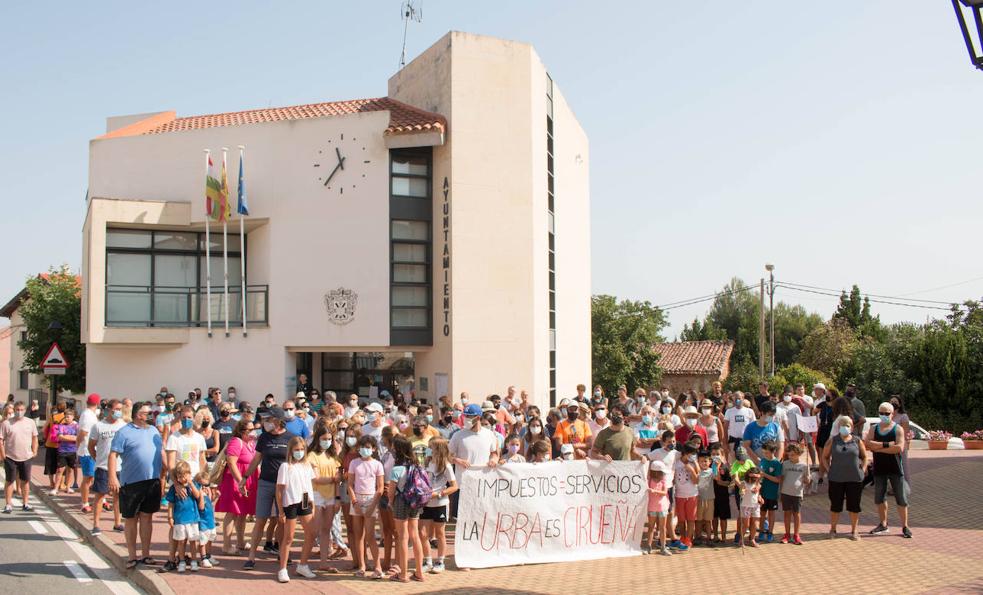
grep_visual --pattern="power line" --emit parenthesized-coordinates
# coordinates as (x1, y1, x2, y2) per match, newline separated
(775, 283, 954, 311)
(896, 274, 983, 297)
(779, 280, 963, 305)
(656, 284, 758, 311)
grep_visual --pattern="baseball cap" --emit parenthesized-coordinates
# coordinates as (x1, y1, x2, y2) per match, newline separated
(649, 460, 668, 473)
(560, 444, 575, 455)
(380, 390, 391, 397)
(463, 404, 482, 417)
(261, 406, 286, 420)
(86, 394, 101, 406)
(366, 402, 384, 413)
(813, 382, 826, 391)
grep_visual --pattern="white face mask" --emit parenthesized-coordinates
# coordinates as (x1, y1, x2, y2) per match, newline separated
(686, 418, 696, 428)
(530, 426, 542, 435)
(783, 395, 792, 403)
(595, 410, 607, 420)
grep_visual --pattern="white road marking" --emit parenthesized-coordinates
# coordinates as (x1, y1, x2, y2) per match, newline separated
(64, 560, 94, 583)
(28, 520, 49, 534)
(32, 503, 141, 595)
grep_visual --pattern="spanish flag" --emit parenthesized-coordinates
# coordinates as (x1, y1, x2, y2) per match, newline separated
(206, 154, 230, 222)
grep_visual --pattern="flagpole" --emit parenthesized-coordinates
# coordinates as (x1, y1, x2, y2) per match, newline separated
(204, 149, 213, 338)
(238, 145, 248, 337)
(222, 147, 230, 338)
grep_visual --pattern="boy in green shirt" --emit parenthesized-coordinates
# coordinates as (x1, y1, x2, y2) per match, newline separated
(730, 445, 756, 544)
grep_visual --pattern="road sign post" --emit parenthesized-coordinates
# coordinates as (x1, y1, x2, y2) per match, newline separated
(40, 342, 69, 413)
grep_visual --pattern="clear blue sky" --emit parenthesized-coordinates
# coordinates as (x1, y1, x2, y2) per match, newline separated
(2, 1, 981, 336)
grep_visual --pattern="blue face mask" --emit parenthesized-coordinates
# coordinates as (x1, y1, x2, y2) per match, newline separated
(879, 414, 891, 424)
(424, 447, 433, 457)
(642, 415, 652, 426)
(839, 425, 851, 436)
(358, 447, 373, 458)
(426, 414, 433, 424)
(764, 415, 774, 424)
(181, 418, 194, 430)
(112, 410, 123, 420)
(292, 450, 305, 461)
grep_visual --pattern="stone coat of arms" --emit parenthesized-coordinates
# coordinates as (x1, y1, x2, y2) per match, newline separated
(325, 287, 357, 325)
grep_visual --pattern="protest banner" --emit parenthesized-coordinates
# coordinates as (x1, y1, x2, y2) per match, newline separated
(455, 460, 648, 568)
(797, 415, 818, 434)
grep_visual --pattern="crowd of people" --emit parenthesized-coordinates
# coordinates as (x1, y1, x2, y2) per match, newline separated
(0, 378, 914, 582)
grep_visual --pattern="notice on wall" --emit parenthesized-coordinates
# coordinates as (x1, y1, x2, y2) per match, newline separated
(455, 460, 648, 569)
(797, 415, 819, 434)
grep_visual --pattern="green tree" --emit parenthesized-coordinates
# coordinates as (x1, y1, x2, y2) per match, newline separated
(591, 295, 667, 392)
(17, 266, 84, 393)
(798, 318, 859, 380)
(772, 303, 823, 367)
(705, 278, 761, 366)
(679, 317, 726, 342)
(776, 362, 837, 394)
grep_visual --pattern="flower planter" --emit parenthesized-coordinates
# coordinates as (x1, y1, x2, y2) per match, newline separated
(964, 441, 983, 450)
(927, 440, 949, 451)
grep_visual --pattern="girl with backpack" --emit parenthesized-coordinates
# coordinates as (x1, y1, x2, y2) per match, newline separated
(387, 434, 427, 583)
(418, 438, 457, 573)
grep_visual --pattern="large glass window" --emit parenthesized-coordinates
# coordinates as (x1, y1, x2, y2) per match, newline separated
(390, 148, 433, 343)
(105, 228, 246, 326)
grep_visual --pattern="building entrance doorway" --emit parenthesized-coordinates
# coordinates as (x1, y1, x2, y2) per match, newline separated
(320, 352, 414, 399)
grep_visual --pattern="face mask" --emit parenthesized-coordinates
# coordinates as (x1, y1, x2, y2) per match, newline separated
(530, 426, 542, 435)
(349, 401, 357, 408)
(879, 414, 891, 423)
(593, 390, 602, 397)
(319, 439, 332, 449)
(701, 408, 711, 415)
(284, 409, 296, 419)
(426, 414, 433, 424)
(181, 418, 194, 430)
(346, 436, 357, 447)
(413, 427, 423, 436)
(111, 410, 122, 420)
(164, 403, 173, 412)
(783, 396, 792, 403)
(736, 451, 747, 462)
(367, 412, 378, 423)
(610, 415, 624, 426)
(595, 410, 607, 420)
(263, 422, 275, 432)
(562, 453, 574, 460)
(358, 447, 372, 458)
(291, 450, 305, 461)
(424, 447, 433, 457)
(452, 410, 462, 419)
(567, 411, 579, 421)
(764, 415, 774, 424)
(201, 420, 210, 429)
(251, 429, 262, 438)
(508, 444, 520, 454)
(461, 397, 469, 404)
(839, 426, 851, 437)
(661, 407, 671, 414)
(220, 411, 230, 418)
(642, 415, 652, 426)
(685, 418, 696, 428)
(398, 422, 409, 430)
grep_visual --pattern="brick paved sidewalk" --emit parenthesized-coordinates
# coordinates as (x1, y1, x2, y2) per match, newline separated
(26, 449, 983, 594)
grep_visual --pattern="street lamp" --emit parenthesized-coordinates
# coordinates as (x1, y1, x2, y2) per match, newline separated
(764, 264, 775, 378)
(951, 0, 983, 70)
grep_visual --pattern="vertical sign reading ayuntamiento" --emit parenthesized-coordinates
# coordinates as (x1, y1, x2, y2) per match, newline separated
(441, 176, 450, 337)
(455, 461, 648, 568)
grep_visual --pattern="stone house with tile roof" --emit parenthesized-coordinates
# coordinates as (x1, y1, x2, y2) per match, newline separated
(653, 340, 734, 395)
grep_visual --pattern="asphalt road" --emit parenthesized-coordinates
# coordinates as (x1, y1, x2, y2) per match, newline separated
(0, 496, 142, 595)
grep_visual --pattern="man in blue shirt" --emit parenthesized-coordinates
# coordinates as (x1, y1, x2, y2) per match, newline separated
(742, 401, 784, 463)
(109, 401, 165, 568)
(282, 398, 310, 441)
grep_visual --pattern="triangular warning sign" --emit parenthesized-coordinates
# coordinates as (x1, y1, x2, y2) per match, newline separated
(41, 342, 69, 369)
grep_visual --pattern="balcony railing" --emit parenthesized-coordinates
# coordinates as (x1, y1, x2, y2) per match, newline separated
(106, 285, 268, 327)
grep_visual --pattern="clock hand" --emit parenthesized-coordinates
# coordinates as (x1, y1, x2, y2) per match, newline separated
(335, 147, 345, 170)
(324, 162, 342, 186)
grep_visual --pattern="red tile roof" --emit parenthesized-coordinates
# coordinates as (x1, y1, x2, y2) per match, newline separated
(653, 340, 734, 375)
(103, 97, 446, 138)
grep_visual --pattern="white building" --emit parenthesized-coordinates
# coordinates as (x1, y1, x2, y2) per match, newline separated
(81, 31, 591, 409)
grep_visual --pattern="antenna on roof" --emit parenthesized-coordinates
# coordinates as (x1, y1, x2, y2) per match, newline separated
(399, 0, 423, 70)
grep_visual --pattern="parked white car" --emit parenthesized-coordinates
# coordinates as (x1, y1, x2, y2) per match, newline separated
(862, 417, 964, 450)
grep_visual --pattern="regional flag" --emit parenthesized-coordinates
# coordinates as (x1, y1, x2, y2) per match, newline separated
(237, 151, 249, 216)
(205, 154, 227, 221)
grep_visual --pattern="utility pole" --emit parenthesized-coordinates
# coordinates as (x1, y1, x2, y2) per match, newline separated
(759, 278, 765, 379)
(765, 264, 775, 377)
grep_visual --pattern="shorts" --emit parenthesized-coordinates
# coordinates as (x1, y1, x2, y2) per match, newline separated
(696, 499, 714, 522)
(674, 496, 697, 522)
(198, 528, 217, 544)
(761, 498, 779, 511)
(283, 502, 313, 520)
(781, 494, 801, 512)
(350, 494, 377, 518)
(648, 510, 668, 518)
(255, 479, 279, 519)
(3, 458, 31, 482)
(740, 506, 760, 519)
(392, 493, 422, 520)
(79, 455, 96, 478)
(44, 446, 59, 475)
(119, 478, 162, 519)
(92, 468, 119, 494)
(56, 452, 77, 469)
(713, 493, 732, 520)
(421, 505, 447, 523)
(828, 480, 863, 514)
(172, 523, 200, 542)
(873, 475, 909, 507)
(728, 436, 742, 450)
(312, 491, 334, 509)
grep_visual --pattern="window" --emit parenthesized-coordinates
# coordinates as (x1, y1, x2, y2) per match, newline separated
(105, 229, 244, 326)
(546, 72, 557, 406)
(18, 370, 29, 390)
(390, 148, 433, 345)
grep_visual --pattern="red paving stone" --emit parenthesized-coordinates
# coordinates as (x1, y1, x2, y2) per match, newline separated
(27, 448, 983, 594)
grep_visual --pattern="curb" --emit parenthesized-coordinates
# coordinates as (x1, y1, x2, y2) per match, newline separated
(30, 478, 175, 595)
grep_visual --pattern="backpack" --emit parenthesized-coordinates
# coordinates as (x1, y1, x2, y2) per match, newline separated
(397, 464, 432, 510)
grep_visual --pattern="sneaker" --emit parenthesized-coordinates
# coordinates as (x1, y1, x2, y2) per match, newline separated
(780, 534, 790, 544)
(2, 506, 11, 514)
(432, 561, 445, 574)
(90, 527, 102, 536)
(659, 546, 672, 556)
(205, 554, 220, 566)
(48, 490, 59, 496)
(849, 532, 860, 541)
(263, 541, 277, 554)
(295, 564, 316, 579)
(733, 533, 741, 545)
(81, 505, 92, 513)
(277, 568, 290, 583)
(243, 560, 256, 570)
(113, 524, 124, 532)
(765, 532, 774, 543)
(668, 539, 682, 549)
(190, 559, 199, 572)
(200, 558, 213, 569)
(640, 546, 649, 555)
(271, 541, 281, 553)
(869, 524, 889, 535)
(161, 560, 178, 573)
(902, 527, 912, 539)
(793, 534, 804, 545)
(675, 542, 689, 552)
(422, 559, 433, 573)
(762, 519, 769, 533)
(21, 504, 32, 512)
(177, 560, 187, 573)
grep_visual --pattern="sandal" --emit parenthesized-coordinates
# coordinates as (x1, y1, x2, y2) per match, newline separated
(140, 557, 159, 566)
(317, 566, 340, 574)
(390, 575, 409, 583)
(125, 559, 139, 570)
(328, 548, 347, 560)
(371, 569, 384, 580)
(354, 569, 366, 577)
(411, 573, 425, 582)
(387, 565, 402, 576)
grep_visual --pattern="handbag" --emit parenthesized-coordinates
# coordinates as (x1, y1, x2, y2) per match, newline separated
(208, 441, 231, 486)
